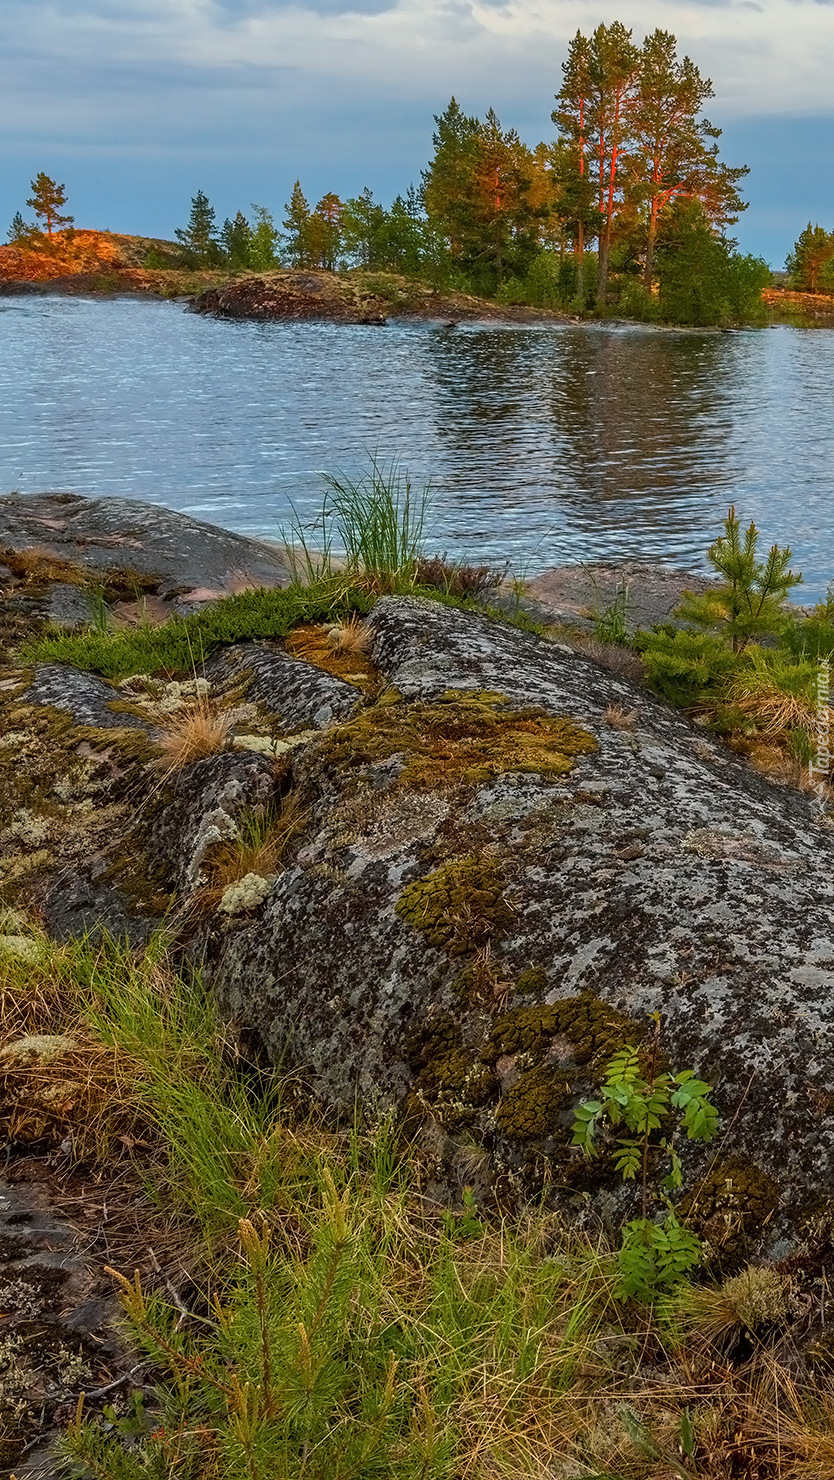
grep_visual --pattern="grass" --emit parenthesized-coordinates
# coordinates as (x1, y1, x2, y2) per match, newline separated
(285, 458, 431, 588)
(0, 927, 828, 1479)
(21, 576, 378, 681)
(151, 691, 233, 774)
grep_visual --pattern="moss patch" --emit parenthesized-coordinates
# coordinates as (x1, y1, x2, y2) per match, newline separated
(395, 854, 514, 957)
(314, 689, 596, 792)
(21, 579, 377, 679)
(494, 1064, 572, 1140)
(404, 1013, 493, 1126)
(680, 1157, 780, 1266)
(483, 992, 642, 1070)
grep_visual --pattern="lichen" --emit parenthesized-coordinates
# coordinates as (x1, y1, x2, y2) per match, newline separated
(395, 854, 514, 957)
(313, 688, 596, 792)
(218, 871, 275, 915)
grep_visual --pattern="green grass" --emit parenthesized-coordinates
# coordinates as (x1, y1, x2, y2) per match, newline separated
(20, 578, 545, 683)
(285, 457, 432, 587)
(1, 929, 827, 1479)
(21, 577, 377, 681)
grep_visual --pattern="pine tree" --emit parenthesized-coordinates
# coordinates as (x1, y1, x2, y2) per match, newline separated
(786, 223, 834, 293)
(341, 187, 386, 268)
(282, 181, 313, 267)
(422, 97, 481, 259)
(26, 173, 74, 236)
(175, 190, 220, 264)
(588, 22, 640, 306)
(220, 211, 252, 268)
(309, 194, 343, 272)
(552, 30, 598, 300)
(628, 30, 719, 287)
(7, 211, 30, 244)
(249, 205, 280, 270)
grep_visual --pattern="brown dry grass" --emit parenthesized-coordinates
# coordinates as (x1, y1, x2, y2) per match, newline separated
(152, 694, 232, 773)
(605, 703, 640, 729)
(195, 794, 307, 909)
(571, 631, 648, 684)
(284, 620, 380, 693)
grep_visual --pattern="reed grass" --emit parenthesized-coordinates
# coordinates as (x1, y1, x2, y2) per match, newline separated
(285, 457, 432, 590)
(0, 929, 826, 1479)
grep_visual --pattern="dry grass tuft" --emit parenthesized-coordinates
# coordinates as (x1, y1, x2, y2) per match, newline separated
(750, 1365, 834, 1479)
(152, 694, 232, 773)
(326, 613, 374, 655)
(605, 703, 640, 729)
(197, 794, 307, 908)
(0, 1029, 146, 1156)
(572, 632, 648, 684)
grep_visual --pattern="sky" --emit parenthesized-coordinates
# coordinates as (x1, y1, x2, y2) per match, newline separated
(1, 0, 833, 267)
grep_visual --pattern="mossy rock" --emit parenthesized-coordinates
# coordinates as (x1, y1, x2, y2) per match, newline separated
(404, 1012, 494, 1126)
(395, 854, 514, 957)
(312, 688, 596, 792)
(494, 1064, 572, 1140)
(483, 992, 642, 1070)
(680, 1158, 781, 1267)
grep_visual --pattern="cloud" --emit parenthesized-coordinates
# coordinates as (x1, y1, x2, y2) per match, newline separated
(3, 0, 834, 119)
(1, 0, 833, 261)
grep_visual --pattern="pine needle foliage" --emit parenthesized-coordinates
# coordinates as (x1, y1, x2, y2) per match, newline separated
(639, 508, 802, 706)
(677, 506, 802, 652)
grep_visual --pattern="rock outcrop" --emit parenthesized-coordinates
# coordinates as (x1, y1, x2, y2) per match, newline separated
(211, 597, 834, 1250)
(0, 492, 292, 612)
(3, 500, 834, 1253)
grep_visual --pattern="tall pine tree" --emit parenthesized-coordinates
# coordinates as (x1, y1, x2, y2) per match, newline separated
(26, 174, 74, 236)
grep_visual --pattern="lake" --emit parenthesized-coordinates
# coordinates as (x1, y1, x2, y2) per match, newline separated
(2, 294, 833, 599)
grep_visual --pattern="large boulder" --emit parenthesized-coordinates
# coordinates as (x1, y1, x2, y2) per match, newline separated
(213, 596, 834, 1250)
(0, 492, 292, 608)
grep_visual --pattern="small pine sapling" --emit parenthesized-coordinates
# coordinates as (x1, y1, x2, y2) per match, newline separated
(639, 508, 802, 706)
(677, 506, 802, 652)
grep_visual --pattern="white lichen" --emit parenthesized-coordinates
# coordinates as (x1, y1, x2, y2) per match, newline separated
(218, 872, 275, 915)
(0, 935, 41, 963)
(232, 734, 291, 757)
(0, 1033, 77, 1065)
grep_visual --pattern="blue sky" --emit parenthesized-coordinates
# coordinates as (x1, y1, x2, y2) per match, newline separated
(2, 0, 833, 268)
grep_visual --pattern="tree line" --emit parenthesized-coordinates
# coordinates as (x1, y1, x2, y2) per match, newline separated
(167, 23, 769, 325)
(7, 25, 781, 325)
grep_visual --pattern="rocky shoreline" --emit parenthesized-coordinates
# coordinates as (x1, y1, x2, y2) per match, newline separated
(2, 492, 834, 1472)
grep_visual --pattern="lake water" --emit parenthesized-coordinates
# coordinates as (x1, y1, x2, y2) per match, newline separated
(2, 294, 833, 599)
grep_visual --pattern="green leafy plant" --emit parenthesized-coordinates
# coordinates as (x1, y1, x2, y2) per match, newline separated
(572, 1039, 719, 1302)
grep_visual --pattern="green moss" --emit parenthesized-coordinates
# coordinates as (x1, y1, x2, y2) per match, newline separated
(680, 1158, 780, 1266)
(516, 966, 548, 995)
(395, 855, 514, 957)
(404, 1013, 493, 1125)
(483, 992, 641, 1069)
(318, 688, 595, 793)
(494, 1064, 571, 1140)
